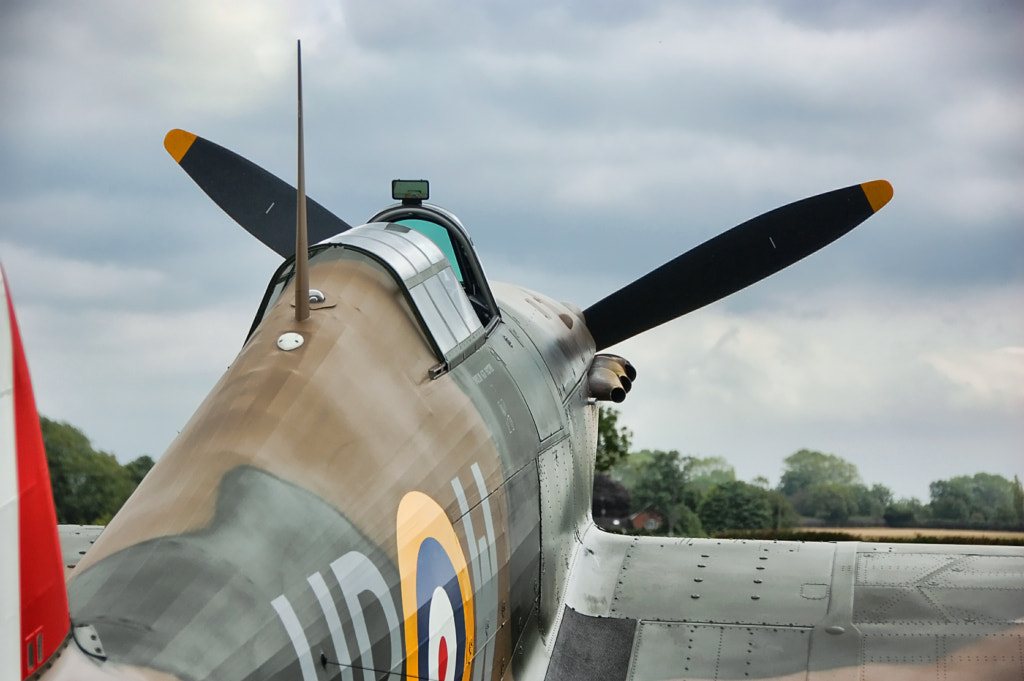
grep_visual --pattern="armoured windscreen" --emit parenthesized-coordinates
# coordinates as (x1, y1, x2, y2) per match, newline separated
(395, 218, 464, 282)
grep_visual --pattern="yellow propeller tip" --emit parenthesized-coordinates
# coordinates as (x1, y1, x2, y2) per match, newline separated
(861, 179, 894, 213)
(164, 129, 197, 163)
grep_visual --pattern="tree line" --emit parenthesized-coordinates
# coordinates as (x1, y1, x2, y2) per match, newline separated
(40, 417, 154, 525)
(594, 407, 1024, 536)
(34, 410, 1024, 533)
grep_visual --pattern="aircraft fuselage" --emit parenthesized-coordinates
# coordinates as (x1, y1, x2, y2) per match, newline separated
(57, 237, 596, 681)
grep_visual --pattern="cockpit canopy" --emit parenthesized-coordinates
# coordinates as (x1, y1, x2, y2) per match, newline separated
(368, 200, 498, 327)
(249, 192, 499, 376)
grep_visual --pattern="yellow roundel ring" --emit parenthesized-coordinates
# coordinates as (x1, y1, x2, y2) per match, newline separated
(397, 491, 474, 681)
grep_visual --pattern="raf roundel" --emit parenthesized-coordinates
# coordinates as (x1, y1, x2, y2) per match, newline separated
(397, 491, 475, 681)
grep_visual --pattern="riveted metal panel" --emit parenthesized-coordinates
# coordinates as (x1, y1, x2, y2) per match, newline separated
(859, 629, 942, 679)
(926, 586, 1024, 624)
(855, 626, 1024, 680)
(505, 460, 541, 650)
(936, 631, 1024, 680)
(628, 621, 811, 681)
(856, 551, 957, 587)
(58, 525, 104, 576)
(850, 546, 1024, 680)
(537, 439, 578, 636)
(553, 533, 1024, 679)
(490, 322, 563, 441)
(854, 584, 950, 625)
(608, 538, 835, 627)
(930, 554, 1024, 589)
(854, 552, 1024, 626)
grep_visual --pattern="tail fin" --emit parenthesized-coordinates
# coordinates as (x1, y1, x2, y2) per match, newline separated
(1, 266, 70, 679)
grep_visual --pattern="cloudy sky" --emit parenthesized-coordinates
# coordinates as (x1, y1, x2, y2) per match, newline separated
(1, 1, 1021, 501)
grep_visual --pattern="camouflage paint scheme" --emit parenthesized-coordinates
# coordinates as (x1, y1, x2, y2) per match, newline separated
(37, 201, 1024, 681)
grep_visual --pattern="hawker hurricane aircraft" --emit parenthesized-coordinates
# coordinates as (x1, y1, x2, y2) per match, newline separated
(3, 46, 1022, 681)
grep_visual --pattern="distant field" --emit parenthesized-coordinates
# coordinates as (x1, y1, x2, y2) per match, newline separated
(714, 527, 1024, 545)
(797, 527, 1024, 542)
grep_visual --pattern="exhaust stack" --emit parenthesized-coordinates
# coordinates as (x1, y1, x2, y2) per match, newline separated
(587, 354, 636, 403)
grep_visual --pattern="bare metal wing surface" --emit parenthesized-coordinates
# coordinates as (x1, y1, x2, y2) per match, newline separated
(56, 526, 103, 579)
(3, 47, 1021, 681)
(529, 527, 1024, 680)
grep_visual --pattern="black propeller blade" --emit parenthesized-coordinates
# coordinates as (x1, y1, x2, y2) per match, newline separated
(164, 129, 352, 257)
(583, 180, 893, 351)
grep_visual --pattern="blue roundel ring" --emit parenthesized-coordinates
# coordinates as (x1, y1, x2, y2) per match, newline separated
(397, 491, 474, 681)
(416, 537, 466, 679)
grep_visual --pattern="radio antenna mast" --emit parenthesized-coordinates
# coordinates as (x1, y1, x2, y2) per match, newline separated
(294, 40, 310, 322)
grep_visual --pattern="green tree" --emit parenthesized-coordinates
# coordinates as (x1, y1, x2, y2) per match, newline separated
(631, 450, 688, 536)
(780, 450, 863, 521)
(806, 483, 856, 525)
(929, 473, 1017, 526)
(766, 489, 799, 530)
(884, 497, 925, 527)
(779, 449, 861, 497)
(928, 478, 972, 521)
(606, 448, 655, 490)
(869, 483, 894, 513)
(848, 483, 892, 520)
(1014, 476, 1024, 526)
(124, 455, 156, 485)
(686, 456, 736, 494)
(40, 417, 138, 525)
(671, 504, 705, 537)
(697, 481, 772, 534)
(595, 407, 633, 472)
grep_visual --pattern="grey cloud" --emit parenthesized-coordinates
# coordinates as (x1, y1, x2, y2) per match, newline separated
(1, 1, 1020, 498)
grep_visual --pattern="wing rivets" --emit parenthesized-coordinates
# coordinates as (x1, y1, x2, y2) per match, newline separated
(277, 332, 304, 351)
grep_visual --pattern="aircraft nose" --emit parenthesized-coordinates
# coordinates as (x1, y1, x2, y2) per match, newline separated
(66, 467, 403, 680)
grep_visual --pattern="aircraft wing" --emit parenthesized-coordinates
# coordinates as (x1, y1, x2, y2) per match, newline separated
(540, 523, 1024, 680)
(58, 526, 103, 581)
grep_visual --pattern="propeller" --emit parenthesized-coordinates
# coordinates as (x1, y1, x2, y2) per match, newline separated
(164, 129, 352, 257)
(583, 180, 893, 351)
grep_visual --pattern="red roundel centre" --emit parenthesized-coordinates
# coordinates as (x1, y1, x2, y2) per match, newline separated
(438, 637, 449, 681)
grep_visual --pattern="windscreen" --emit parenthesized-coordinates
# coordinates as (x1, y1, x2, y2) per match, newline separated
(396, 218, 464, 282)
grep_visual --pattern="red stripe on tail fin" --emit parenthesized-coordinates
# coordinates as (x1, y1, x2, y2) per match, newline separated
(2, 270, 70, 678)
